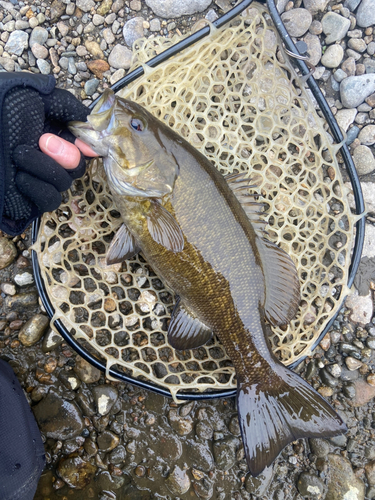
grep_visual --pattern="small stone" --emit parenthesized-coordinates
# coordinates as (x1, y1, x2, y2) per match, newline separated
(97, 430, 120, 452)
(87, 59, 110, 79)
(325, 453, 365, 500)
(56, 21, 69, 37)
(185, 440, 214, 472)
(103, 27, 115, 45)
(309, 438, 330, 457)
(335, 108, 357, 131)
(1, 283, 16, 295)
(358, 125, 375, 145)
(345, 356, 363, 370)
(37, 59, 51, 75)
(130, 0, 142, 10)
(0, 237, 17, 269)
(352, 145, 375, 175)
(29, 26, 48, 47)
(341, 74, 375, 108)
(76, 0, 95, 12)
(4, 30, 28, 56)
(57, 456, 97, 489)
(59, 371, 81, 390)
(334, 68, 348, 82)
(92, 384, 118, 415)
(97, 0, 113, 16)
(348, 37, 367, 53)
(304, 33, 322, 66)
(42, 329, 64, 352)
(149, 18, 161, 31)
(341, 57, 356, 77)
(165, 465, 191, 495)
(84, 78, 99, 96)
(14, 272, 34, 286)
(213, 436, 238, 470)
(0, 57, 15, 72)
(109, 444, 126, 464)
(366, 461, 375, 486)
(357, 0, 375, 28)
(168, 408, 193, 436)
(281, 9, 312, 37)
(85, 41, 104, 59)
(297, 472, 325, 499)
(18, 314, 49, 346)
(74, 355, 101, 383)
(322, 12, 350, 44)
(321, 44, 344, 68)
(318, 386, 334, 397)
(365, 59, 375, 73)
(123, 17, 144, 47)
(93, 14, 105, 26)
(110, 68, 125, 85)
(367, 374, 375, 387)
(108, 44, 133, 69)
(145, 0, 211, 18)
(28, 17, 39, 28)
(31, 43, 48, 59)
(6, 292, 38, 310)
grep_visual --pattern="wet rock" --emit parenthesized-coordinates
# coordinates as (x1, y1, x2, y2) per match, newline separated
(309, 438, 330, 457)
(165, 465, 191, 495)
(87, 59, 109, 79)
(357, 0, 375, 28)
(168, 408, 193, 436)
(321, 44, 344, 68)
(123, 17, 144, 47)
(18, 314, 49, 346)
(59, 371, 81, 391)
(358, 125, 375, 145)
(4, 30, 28, 55)
(281, 9, 312, 37)
(74, 355, 101, 383)
(83, 438, 98, 457)
(158, 432, 182, 461)
(325, 453, 365, 500)
(213, 436, 238, 470)
(6, 292, 38, 310)
(145, 0, 211, 18)
(196, 421, 214, 439)
(29, 26, 48, 47)
(304, 33, 322, 66)
(108, 44, 133, 69)
(245, 465, 273, 496)
(297, 472, 325, 498)
(92, 385, 118, 415)
(329, 435, 347, 447)
(57, 456, 97, 489)
(42, 329, 64, 352)
(185, 440, 214, 472)
(98, 470, 126, 490)
(351, 379, 375, 406)
(0, 237, 17, 269)
(109, 444, 127, 464)
(341, 74, 375, 108)
(229, 415, 241, 436)
(322, 12, 350, 44)
(345, 356, 363, 370)
(33, 391, 84, 439)
(345, 289, 373, 324)
(97, 430, 120, 452)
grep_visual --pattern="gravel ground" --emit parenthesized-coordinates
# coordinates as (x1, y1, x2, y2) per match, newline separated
(1, 0, 375, 498)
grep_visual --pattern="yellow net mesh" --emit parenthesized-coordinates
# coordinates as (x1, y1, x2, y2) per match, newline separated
(35, 4, 355, 396)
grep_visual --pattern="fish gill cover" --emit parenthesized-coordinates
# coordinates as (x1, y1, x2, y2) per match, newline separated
(35, 4, 355, 399)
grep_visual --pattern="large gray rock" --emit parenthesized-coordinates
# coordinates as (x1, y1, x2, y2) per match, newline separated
(357, 0, 375, 28)
(4, 30, 28, 55)
(29, 26, 48, 47)
(145, 0, 211, 18)
(340, 74, 375, 108)
(123, 17, 144, 47)
(321, 12, 350, 44)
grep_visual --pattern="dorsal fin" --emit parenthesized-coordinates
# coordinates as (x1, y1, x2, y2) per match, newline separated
(168, 300, 212, 350)
(256, 238, 300, 326)
(225, 172, 268, 234)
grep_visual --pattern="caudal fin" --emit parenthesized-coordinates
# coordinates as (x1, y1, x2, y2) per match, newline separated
(237, 364, 347, 476)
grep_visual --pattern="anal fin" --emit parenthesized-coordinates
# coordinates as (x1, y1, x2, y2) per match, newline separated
(106, 224, 140, 265)
(168, 300, 212, 350)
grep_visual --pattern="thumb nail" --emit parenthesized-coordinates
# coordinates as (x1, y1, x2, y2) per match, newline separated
(45, 135, 64, 155)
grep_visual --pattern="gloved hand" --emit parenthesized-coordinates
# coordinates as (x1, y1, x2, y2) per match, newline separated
(0, 72, 91, 236)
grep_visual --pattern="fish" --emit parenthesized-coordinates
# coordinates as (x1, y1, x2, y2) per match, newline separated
(69, 89, 347, 476)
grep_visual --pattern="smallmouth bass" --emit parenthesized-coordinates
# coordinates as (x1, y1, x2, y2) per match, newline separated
(70, 89, 346, 476)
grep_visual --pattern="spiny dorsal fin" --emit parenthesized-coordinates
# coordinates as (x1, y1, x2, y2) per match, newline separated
(106, 223, 140, 265)
(225, 172, 268, 235)
(168, 300, 212, 350)
(147, 200, 184, 253)
(256, 238, 300, 326)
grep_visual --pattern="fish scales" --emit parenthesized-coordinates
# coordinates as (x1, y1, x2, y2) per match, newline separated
(69, 89, 347, 476)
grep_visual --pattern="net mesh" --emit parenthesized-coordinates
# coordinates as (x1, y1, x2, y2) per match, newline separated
(35, 4, 355, 397)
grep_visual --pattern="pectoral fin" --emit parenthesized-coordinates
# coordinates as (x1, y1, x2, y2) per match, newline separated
(168, 300, 212, 350)
(106, 224, 140, 265)
(147, 200, 184, 253)
(256, 237, 300, 326)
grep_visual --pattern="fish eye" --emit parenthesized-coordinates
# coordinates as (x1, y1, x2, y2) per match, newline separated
(130, 117, 145, 132)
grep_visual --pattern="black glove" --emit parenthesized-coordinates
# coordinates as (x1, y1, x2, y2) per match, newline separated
(0, 72, 90, 236)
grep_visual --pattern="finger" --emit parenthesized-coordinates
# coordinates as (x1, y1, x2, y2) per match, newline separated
(39, 134, 81, 170)
(42, 88, 89, 123)
(75, 138, 98, 157)
(13, 145, 74, 192)
(16, 172, 62, 213)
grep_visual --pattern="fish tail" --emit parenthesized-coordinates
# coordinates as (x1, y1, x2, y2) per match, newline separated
(237, 364, 347, 477)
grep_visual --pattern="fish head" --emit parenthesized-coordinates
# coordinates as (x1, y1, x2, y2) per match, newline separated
(69, 89, 179, 198)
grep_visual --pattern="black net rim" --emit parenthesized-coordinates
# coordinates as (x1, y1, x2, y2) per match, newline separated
(32, 0, 365, 401)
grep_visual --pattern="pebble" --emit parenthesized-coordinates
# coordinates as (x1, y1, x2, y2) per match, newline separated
(87, 59, 110, 79)
(280, 9, 312, 37)
(325, 453, 365, 500)
(310, 438, 330, 457)
(341, 56, 356, 77)
(368, 374, 375, 387)
(84, 40, 104, 59)
(31, 43, 48, 59)
(14, 272, 34, 286)
(0, 237, 17, 269)
(4, 30, 28, 56)
(358, 124, 375, 145)
(76, 0, 95, 12)
(145, 0, 211, 18)
(74, 355, 101, 383)
(6, 292, 38, 310)
(185, 440, 214, 472)
(149, 18, 161, 31)
(18, 314, 49, 346)
(335, 108, 357, 131)
(84, 78, 99, 96)
(366, 461, 375, 485)
(97, 0, 113, 16)
(1, 283, 16, 295)
(303, 0, 329, 14)
(103, 27, 115, 45)
(123, 17, 144, 47)
(92, 384, 118, 415)
(29, 26, 48, 47)
(341, 74, 375, 108)
(321, 44, 344, 68)
(0, 57, 15, 72)
(59, 371, 81, 390)
(352, 145, 375, 175)
(362, 224, 375, 258)
(212, 436, 238, 470)
(165, 465, 191, 495)
(97, 430, 120, 452)
(365, 59, 375, 73)
(357, 0, 375, 28)
(108, 44, 133, 69)
(348, 37, 367, 53)
(297, 472, 325, 498)
(304, 33, 322, 66)
(321, 12, 350, 44)
(37, 59, 51, 75)
(57, 456, 97, 489)
(109, 444, 126, 464)
(168, 408, 193, 435)
(33, 391, 84, 439)
(110, 68, 125, 84)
